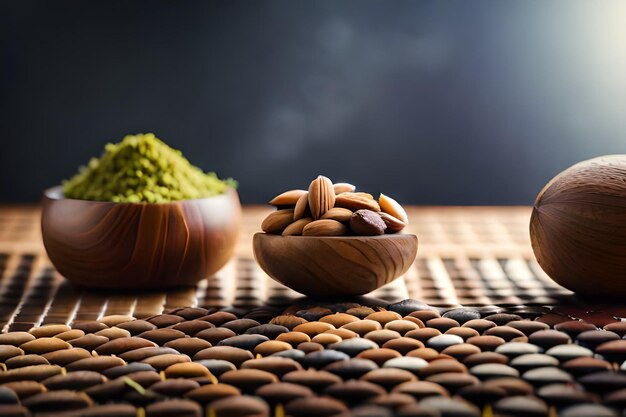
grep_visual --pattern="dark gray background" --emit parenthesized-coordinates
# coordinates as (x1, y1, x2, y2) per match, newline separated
(2, 0, 626, 204)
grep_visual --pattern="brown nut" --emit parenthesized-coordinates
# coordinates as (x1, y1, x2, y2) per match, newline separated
(379, 193, 409, 224)
(269, 190, 307, 206)
(270, 316, 308, 330)
(261, 209, 295, 234)
(379, 212, 406, 233)
(294, 192, 309, 220)
(282, 218, 314, 236)
(308, 176, 335, 220)
(333, 183, 356, 194)
(321, 208, 353, 222)
(302, 219, 346, 236)
(350, 209, 387, 236)
(335, 192, 381, 212)
(20, 338, 70, 355)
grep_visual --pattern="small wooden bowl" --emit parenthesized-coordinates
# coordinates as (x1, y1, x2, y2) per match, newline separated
(41, 186, 241, 289)
(253, 233, 418, 297)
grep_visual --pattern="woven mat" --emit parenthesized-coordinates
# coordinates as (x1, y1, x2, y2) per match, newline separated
(0, 206, 576, 332)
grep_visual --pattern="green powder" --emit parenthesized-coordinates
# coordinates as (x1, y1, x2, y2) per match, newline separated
(63, 133, 237, 203)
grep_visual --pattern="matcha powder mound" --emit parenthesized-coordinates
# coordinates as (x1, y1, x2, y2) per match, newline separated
(63, 133, 237, 203)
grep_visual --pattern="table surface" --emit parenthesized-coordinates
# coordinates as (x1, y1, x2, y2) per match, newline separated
(0, 205, 577, 332)
(1, 205, 625, 417)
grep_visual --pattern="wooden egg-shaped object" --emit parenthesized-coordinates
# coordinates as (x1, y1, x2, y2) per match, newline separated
(530, 155, 626, 297)
(41, 186, 241, 289)
(253, 233, 418, 297)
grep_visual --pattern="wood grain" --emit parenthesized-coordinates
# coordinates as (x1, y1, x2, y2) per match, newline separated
(253, 232, 418, 297)
(530, 155, 626, 297)
(41, 186, 241, 289)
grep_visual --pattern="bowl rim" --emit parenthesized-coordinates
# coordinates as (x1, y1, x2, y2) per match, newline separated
(43, 185, 238, 206)
(253, 231, 417, 240)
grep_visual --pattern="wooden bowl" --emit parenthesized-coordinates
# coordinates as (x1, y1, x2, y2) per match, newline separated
(253, 233, 418, 297)
(41, 186, 241, 289)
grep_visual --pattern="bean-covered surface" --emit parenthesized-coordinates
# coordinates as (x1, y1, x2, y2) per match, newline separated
(0, 304, 623, 416)
(0, 206, 622, 416)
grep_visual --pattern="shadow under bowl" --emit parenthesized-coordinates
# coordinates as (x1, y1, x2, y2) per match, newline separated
(253, 232, 418, 297)
(41, 186, 241, 289)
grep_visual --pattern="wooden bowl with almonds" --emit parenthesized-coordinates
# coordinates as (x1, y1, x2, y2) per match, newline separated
(254, 233, 417, 296)
(253, 176, 418, 296)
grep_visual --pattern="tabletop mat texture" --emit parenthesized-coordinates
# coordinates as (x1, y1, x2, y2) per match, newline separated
(0, 206, 578, 332)
(0, 206, 623, 417)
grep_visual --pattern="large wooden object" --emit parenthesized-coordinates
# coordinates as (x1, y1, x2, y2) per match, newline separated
(253, 232, 418, 296)
(41, 186, 241, 289)
(530, 155, 626, 297)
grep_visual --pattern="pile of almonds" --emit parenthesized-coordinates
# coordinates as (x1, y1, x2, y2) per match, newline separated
(261, 175, 409, 236)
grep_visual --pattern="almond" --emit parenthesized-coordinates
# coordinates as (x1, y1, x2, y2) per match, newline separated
(379, 193, 409, 224)
(333, 183, 356, 194)
(261, 209, 295, 234)
(302, 219, 346, 236)
(269, 190, 306, 206)
(282, 217, 314, 236)
(379, 212, 406, 233)
(321, 207, 353, 222)
(335, 192, 380, 212)
(308, 176, 335, 220)
(294, 192, 309, 220)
